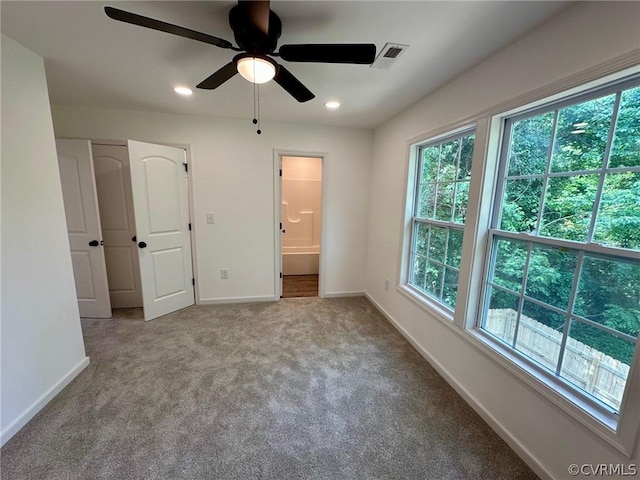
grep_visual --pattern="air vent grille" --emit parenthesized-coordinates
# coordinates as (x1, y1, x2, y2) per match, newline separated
(371, 43, 409, 70)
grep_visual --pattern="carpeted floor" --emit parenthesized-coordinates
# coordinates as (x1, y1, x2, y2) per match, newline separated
(1, 297, 538, 479)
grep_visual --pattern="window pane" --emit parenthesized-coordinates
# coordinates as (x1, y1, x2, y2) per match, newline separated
(411, 254, 426, 290)
(458, 135, 474, 180)
(421, 146, 439, 183)
(525, 244, 577, 310)
(443, 268, 459, 308)
(435, 183, 454, 221)
(438, 139, 460, 182)
(453, 181, 469, 223)
(551, 94, 616, 173)
(483, 287, 520, 345)
(413, 222, 429, 257)
(499, 178, 543, 232)
(492, 238, 527, 293)
(446, 228, 464, 267)
(573, 255, 640, 358)
(515, 300, 566, 371)
(561, 320, 633, 412)
(425, 260, 444, 297)
(593, 172, 640, 250)
(508, 112, 554, 176)
(609, 86, 640, 168)
(540, 174, 599, 241)
(417, 183, 435, 218)
(428, 226, 447, 263)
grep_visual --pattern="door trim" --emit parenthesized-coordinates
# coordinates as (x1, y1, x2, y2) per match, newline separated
(273, 149, 328, 299)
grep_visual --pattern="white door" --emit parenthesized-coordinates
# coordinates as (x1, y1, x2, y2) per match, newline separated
(127, 140, 194, 321)
(56, 139, 112, 318)
(92, 144, 143, 308)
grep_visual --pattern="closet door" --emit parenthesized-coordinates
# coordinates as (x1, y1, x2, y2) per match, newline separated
(56, 139, 111, 318)
(127, 140, 194, 321)
(92, 144, 143, 308)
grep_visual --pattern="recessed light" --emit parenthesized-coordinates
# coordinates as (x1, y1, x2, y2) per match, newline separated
(174, 86, 193, 96)
(325, 101, 340, 109)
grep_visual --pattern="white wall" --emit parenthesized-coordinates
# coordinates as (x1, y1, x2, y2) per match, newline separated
(366, 2, 640, 479)
(1, 35, 89, 446)
(51, 107, 372, 301)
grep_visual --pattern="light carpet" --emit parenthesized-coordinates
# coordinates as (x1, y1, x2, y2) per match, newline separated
(1, 297, 538, 479)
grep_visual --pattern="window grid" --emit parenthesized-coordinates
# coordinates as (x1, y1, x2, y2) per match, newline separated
(482, 79, 640, 413)
(408, 130, 475, 309)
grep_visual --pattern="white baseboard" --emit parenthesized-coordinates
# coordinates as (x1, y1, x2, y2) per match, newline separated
(1, 356, 90, 447)
(198, 295, 275, 305)
(364, 293, 552, 480)
(322, 291, 364, 298)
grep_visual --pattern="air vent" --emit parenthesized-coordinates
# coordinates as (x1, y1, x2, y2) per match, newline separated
(370, 43, 409, 70)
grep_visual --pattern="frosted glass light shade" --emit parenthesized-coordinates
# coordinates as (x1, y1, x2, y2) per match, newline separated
(237, 56, 276, 84)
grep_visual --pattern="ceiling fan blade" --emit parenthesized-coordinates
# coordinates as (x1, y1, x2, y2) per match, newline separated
(273, 64, 315, 103)
(279, 44, 376, 64)
(196, 62, 238, 90)
(104, 6, 233, 49)
(239, 0, 270, 36)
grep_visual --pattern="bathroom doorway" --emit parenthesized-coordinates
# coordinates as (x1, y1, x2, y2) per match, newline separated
(278, 155, 323, 298)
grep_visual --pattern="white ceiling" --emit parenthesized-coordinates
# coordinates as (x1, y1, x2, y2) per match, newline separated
(1, 1, 571, 129)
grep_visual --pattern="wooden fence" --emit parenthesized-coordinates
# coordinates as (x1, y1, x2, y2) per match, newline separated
(485, 309, 630, 411)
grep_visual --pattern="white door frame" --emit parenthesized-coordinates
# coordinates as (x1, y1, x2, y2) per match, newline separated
(273, 149, 328, 299)
(60, 137, 199, 308)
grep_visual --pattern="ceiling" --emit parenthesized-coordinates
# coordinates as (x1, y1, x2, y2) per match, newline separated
(1, 1, 571, 129)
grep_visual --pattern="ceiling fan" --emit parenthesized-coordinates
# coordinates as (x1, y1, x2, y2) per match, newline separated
(104, 1, 377, 103)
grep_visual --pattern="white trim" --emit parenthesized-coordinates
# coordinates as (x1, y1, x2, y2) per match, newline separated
(323, 291, 364, 298)
(364, 294, 552, 480)
(273, 149, 328, 300)
(198, 296, 275, 305)
(1, 357, 90, 447)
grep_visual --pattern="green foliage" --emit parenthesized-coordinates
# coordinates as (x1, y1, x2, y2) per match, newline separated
(492, 85, 640, 364)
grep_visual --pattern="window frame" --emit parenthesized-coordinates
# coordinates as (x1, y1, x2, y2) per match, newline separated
(473, 72, 640, 454)
(397, 64, 640, 457)
(400, 125, 477, 320)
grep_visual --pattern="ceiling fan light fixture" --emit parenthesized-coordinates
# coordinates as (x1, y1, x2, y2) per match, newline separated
(236, 55, 276, 84)
(325, 101, 340, 109)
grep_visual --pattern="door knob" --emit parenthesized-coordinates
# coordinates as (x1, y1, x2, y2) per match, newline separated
(88, 240, 100, 247)
(132, 235, 136, 242)
(138, 241, 147, 249)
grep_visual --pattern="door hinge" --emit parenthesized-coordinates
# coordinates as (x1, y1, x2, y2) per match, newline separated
(279, 169, 282, 177)
(188, 223, 192, 231)
(184, 163, 188, 173)
(279, 222, 282, 229)
(192, 278, 195, 286)
(280, 272, 283, 279)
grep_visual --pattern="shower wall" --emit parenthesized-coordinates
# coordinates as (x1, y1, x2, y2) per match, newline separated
(281, 156, 322, 275)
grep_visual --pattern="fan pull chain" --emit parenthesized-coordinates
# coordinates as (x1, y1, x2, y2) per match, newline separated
(256, 83, 261, 135)
(250, 60, 261, 135)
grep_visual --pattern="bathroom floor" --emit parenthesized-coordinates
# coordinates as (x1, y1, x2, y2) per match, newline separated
(282, 275, 318, 298)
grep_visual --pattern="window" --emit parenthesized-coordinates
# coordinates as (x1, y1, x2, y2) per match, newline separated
(407, 130, 475, 311)
(481, 80, 640, 415)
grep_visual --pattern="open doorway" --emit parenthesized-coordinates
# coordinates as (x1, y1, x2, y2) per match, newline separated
(280, 156, 323, 298)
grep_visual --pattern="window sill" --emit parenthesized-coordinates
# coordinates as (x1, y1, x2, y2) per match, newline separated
(397, 284, 455, 324)
(461, 327, 638, 457)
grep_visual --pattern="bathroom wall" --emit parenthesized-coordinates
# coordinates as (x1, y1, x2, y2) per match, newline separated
(281, 156, 322, 250)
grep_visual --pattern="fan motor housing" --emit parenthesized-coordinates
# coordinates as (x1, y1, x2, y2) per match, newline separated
(229, 5, 282, 54)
